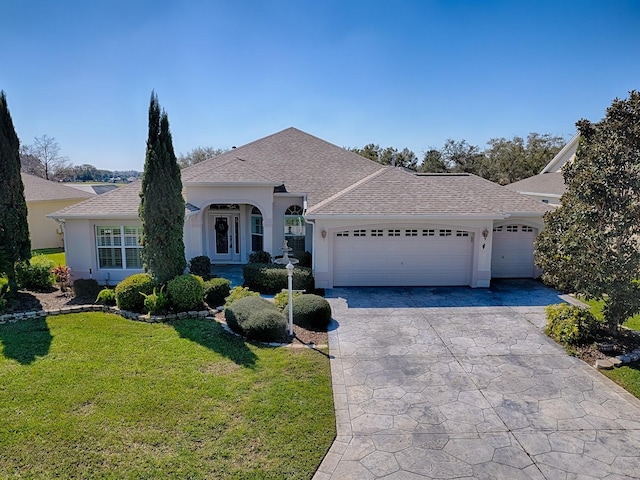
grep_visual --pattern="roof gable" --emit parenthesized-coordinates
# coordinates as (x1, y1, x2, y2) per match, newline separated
(540, 133, 578, 174)
(506, 172, 566, 197)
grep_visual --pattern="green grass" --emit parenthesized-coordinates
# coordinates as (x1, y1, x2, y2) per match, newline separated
(32, 248, 66, 267)
(603, 365, 640, 398)
(579, 297, 640, 331)
(0, 313, 335, 479)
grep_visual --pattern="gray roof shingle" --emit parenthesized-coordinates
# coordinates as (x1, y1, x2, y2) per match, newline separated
(505, 172, 566, 197)
(22, 173, 95, 202)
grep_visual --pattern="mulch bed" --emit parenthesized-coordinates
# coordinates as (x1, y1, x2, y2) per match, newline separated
(571, 327, 640, 366)
(4, 287, 329, 347)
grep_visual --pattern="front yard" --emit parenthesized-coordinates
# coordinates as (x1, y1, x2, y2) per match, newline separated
(0, 313, 335, 479)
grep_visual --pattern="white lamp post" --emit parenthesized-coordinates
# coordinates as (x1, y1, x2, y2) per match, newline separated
(286, 261, 294, 336)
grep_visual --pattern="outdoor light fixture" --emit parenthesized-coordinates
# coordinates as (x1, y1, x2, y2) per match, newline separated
(321, 229, 327, 239)
(482, 228, 489, 249)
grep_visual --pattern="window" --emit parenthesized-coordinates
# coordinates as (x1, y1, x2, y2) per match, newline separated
(96, 225, 142, 269)
(439, 229, 452, 237)
(506, 225, 518, 232)
(456, 230, 469, 237)
(251, 206, 263, 252)
(284, 205, 305, 254)
(371, 229, 384, 237)
(405, 229, 418, 236)
(422, 229, 435, 236)
(388, 229, 401, 237)
(522, 226, 534, 232)
(493, 226, 503, 232)
(336, 231, 349, 237)
(354, 229, 366, 237)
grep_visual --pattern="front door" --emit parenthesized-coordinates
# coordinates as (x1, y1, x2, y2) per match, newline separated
(210, 214, 240, 262)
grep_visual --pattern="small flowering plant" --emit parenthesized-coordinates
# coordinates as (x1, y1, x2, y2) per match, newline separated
(52, 265, 71, 292)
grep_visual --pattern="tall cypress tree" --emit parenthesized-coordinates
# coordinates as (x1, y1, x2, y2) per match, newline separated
(0, 91, 31, 295)
(139, 92, 186, 284)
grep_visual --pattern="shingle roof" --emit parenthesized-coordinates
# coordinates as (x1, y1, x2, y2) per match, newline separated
(505, 172, 566, 197)
(307, 168, 553, 217)
(21, 173, 95, 202)
(49, 181, 142, 218)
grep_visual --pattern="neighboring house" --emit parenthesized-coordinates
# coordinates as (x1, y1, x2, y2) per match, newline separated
(505, 133, 578, 205)
(50, 128, 552, 288)
(66, 184, 119, 195)
(22, 173, 94, 250)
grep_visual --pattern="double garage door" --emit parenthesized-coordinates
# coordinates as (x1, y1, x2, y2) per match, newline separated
(333, 227, 473, 287)
(491, 225, 537, 278)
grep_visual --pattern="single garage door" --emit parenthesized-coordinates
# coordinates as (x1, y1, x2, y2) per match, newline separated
(491, 224, 536, 278)
(333, 227, 473, 287)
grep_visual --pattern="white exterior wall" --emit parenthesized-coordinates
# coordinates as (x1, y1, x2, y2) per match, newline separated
(309, 218, 496, 289)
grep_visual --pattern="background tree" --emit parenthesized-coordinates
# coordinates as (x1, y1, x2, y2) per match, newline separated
(21, 134, 69, 180)
(139, 92, 186, 285)
(350, 144, 418, 170)
(535, 91, 640, 333)
(177, 146, 227, 169)
(418, 148, 448, 173)
(0, 91, 31, 294)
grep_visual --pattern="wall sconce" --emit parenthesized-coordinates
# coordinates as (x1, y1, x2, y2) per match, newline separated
(321, 229, 327, 239)
(482, 228, 489, 249)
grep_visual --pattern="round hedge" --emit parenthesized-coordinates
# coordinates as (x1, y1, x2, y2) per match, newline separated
(242, 308, 287, 342)
(289, 294, 332, 329)
(167, 274, 205, 312)
(203, 277, 231, 308)
(224, 296, 275, 335)
(115, 273, 155, 312)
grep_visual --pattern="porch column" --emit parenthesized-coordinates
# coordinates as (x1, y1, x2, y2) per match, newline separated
(262, 216, 274, 256)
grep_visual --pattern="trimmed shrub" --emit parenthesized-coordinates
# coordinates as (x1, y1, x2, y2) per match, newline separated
(203, 277, 231, 308)
(96, 288, 116, 306)
(243, 308, 287, 342)
(73, 278, 101, 299)
(0, 275, 8, 297)
(115, 273, 155, 312)
(142, 287, 169, 315)
(249, 250, 272, 264)
(273, 289, 303, 311)
(188, 255, 212, 281)
(15, 256, 55, 291)
(545, 303, 603, 346)
(224, 296, 274, 334)
(167, 274, 205, 312)
(224, 296, 286, 342)
(225, 286, 260, 307)
(298, 251, 312, 268)
(289, 294, 332, 329)
(242, 263, 314, 295)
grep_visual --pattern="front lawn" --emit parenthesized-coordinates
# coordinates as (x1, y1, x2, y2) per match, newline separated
(0, 313, 335, 479)
(579, 297, 640, 331)
(32, 247, 65, 267)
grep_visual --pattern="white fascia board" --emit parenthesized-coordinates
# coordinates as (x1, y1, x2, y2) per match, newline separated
(184, 181, 281, 187)
(274, 192, 305, 197)
(518, 191, 563, 198)
(503, 212, 549, 218)
(46, 213, 139, 220)
(304, 213, 506, 221)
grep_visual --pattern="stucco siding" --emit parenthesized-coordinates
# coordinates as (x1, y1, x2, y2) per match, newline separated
(29, 199, 83, 250)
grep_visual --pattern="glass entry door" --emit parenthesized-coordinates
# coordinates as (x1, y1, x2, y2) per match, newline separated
(210, 214, 240, 262)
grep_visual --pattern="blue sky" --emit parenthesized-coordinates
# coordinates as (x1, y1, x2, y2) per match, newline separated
(3, 0, 639, 171)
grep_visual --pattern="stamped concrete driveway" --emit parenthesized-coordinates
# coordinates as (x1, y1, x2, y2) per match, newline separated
(313, 281, 640, 479)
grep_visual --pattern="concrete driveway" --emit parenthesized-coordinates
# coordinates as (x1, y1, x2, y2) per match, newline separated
(313, 281, 640, 479)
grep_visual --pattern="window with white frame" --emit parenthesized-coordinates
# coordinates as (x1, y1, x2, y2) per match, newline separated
(371, 229, 384, 237)
(284, 205, 305, 254)
(456, 230, 469, 237)
(354, 229, 367, 237)
(96, 225, 143, 269)
(405, 229, 418, 236)
(439, 229, 452, 237)
(388, 229, 401, 237)
(251, 206, 264, 252)
(422, 229, 435, 236)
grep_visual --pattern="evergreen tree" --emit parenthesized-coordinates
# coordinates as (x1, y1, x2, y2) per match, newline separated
(139, 92, 186, 284)
(535, 91, 640, 333)
(0, 91, 31, 294)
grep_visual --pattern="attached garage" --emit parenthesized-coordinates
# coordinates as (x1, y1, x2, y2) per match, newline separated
(491, 224, 536, 278)
(333, 227, 473, 287)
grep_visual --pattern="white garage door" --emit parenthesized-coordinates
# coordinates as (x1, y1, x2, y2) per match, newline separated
(333, 227, 473, 287)
(491, 225, 536, 278)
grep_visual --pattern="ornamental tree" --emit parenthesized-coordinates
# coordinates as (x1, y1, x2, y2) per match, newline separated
(535, 91, 640, 333)
(0, 91, 31, 295)
(139, 92, 186, 284)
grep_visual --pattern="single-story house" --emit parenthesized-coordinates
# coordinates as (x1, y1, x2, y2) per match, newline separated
(50, 128, 552, 288)
(22, 173, 94, 250)
(505, 133, 578, 205)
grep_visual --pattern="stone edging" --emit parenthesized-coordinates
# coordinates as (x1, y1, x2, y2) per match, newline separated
(0, 305, 327, 349)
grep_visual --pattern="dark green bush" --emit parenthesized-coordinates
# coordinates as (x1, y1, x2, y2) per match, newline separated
(142, 287, 170, 315)
(188, 255, 212, 280)
(298, 251, 312, 268)
(115, 273, 155, 312)
(545, 303, 603, 346)
(224, 296, 286, 342)
(73, 278, 101, 299)
(225, 286, 260, 307)
(249, 251, 272, 264)
(203, 277, 231, 308)
(242, 308, 287, 342)
(95, 288, 116, 306)
(15, 256, 55, 291)
(289, 294, 332, 329)
(167, 274, 205, 312)
(224, 296, 274, 334)
(242, 263, 314, 295)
